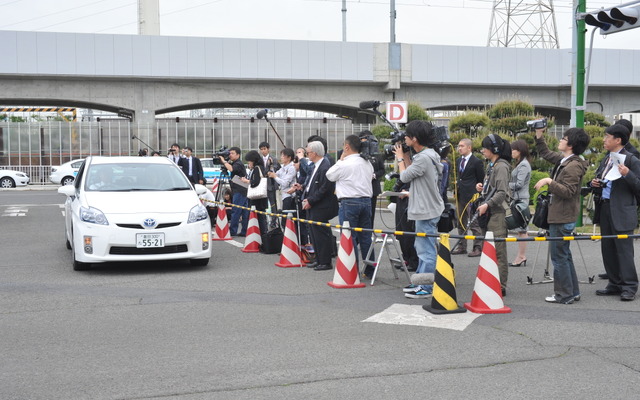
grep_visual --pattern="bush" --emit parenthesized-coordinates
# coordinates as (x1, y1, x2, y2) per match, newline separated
(529, 170, 549, 202)
(449, 112, 490, 135)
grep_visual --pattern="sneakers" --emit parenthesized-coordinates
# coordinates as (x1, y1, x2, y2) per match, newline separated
(405, 289, 433, 299)
(545, 295, 574, 304)
(403, 284, 419, 293)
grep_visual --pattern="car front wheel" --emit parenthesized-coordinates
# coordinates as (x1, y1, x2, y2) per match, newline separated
(72, 248, 90, 271)
(0, 177, 16, 188)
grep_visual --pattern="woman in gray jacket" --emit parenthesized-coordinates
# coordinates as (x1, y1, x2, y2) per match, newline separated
(509, 140, 531, 267)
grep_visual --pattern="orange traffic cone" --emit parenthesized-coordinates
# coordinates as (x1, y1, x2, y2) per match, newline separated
(275, 213, 304, 267)
(210, 178, 219, 194)
(242, 207, 262, 253)
(328, 221, 365, 288)
(212, 204, 232, 241)
(464, 231, 511, 314)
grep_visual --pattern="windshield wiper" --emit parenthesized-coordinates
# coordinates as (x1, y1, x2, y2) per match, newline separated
(166, 187, 191, 191)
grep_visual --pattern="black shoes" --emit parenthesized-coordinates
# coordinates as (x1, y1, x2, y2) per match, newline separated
(306, 261, 319, 269)
(621, 293, 635, 301)
(598, 273, 609, 279)
(596, 288, 621, 296)
(314, 264, 332, 271)
(451, 247, 467, 255)
(509, 259, 527, 267)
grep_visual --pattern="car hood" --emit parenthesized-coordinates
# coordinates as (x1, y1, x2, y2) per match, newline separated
(84, 191, 199, 214)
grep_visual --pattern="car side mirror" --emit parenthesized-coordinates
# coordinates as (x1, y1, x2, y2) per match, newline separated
(58, 185, 76, 197)
(194, 184, 207, 195)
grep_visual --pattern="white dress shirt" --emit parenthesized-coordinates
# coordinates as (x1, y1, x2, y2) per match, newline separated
(326, 153, 374, 199)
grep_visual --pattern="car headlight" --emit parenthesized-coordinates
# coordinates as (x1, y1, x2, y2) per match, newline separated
(16, 172, 27, 177)
(188, 203, 208, 223)
(80, 206, 109, 225)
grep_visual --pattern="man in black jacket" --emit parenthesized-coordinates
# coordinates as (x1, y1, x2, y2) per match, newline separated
(295, 140, 338, 271)
(451, 138, 485, 256)
(590, 125, 640, 301)
(178, 147, 204, 185)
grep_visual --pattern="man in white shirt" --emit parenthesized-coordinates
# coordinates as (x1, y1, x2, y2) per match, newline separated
(327, 135, 375, 270)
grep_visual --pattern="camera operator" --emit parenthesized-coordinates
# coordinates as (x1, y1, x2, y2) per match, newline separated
(358, 130, 386, 225)
(220, 147, 249, 237)
(326, 135, 375, 275)
(394, 120, 444, 299)
(167, 143, 181, 164)
(259, 142, 281, 215)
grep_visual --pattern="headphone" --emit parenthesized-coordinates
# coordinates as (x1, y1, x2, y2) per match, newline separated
(488, 134, 502, 154)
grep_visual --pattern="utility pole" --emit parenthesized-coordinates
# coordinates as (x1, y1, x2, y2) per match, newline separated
(390, 0, 396, 43)
(342, 0, 347, 41)
(138, 0, 160, 35)
(571, 0, 586, 128)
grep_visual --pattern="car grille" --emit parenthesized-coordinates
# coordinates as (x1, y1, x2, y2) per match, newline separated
(109, 244, 188, 255)
(116, 223, 181, 229)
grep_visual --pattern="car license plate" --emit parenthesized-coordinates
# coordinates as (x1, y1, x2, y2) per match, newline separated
(136, 233, 165, 248)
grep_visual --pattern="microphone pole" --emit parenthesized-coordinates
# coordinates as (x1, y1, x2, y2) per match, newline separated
(257, 109, 287, 148)
(131, 135, 158, 154)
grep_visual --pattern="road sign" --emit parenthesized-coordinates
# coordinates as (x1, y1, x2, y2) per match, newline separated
(386, 101, 408, 124)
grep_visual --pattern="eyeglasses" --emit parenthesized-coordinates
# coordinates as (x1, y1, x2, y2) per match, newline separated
(560, 137, 568, 141)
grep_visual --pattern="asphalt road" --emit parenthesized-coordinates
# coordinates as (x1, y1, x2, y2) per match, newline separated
(1, 188, 639, 399)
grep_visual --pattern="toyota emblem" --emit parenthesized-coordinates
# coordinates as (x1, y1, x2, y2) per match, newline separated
(143, 218, 157, 228)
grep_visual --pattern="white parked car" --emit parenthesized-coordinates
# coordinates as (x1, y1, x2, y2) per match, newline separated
(0, 169, 30, 188)
(50, 159, 85, 185)
(58, 156, 212, 271)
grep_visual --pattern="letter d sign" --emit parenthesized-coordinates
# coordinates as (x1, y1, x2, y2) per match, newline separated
(387, 101, 408, 124)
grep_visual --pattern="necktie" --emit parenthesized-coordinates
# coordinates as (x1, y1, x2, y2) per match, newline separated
(601, 155, 614, 179)
(460, 157, 466, 173)
(305, 163, 316, 193)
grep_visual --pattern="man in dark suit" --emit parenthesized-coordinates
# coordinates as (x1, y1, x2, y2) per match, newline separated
(590, 124, 640, 302)
(178, 147, 204, 185)
(295, 140, 338, 271)
(451, 138, 485, 256)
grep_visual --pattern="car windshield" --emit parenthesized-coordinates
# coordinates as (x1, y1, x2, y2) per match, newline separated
(85, 163, 192, 192)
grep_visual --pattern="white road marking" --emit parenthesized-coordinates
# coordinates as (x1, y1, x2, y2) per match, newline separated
(363, 303, 481, 331)
(2, 206, 28, 217)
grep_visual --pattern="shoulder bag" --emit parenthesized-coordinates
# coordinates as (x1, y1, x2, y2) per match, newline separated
(247, 168, 268, 200)
(532, 190, 550, 230)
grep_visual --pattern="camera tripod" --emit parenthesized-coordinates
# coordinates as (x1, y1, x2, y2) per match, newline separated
(526, 228, 595, 285)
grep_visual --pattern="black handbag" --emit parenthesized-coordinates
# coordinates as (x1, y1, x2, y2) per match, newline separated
(505, 199, 531, 230)
(532, 191, 550, 230)
(261, 227, 283, 254)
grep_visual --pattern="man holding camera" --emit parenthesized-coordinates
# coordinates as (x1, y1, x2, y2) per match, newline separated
(326, 135, 374, 275)
(168, 143, 181, 163)
(178, 147, 204, 185)
(394, 120, 444, 299)
(220, 147, 249, 237)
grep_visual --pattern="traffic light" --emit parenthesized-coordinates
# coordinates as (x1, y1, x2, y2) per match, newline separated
(584, 5, 640, 35)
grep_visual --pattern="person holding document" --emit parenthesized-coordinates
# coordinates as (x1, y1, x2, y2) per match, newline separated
(589, 124, 640, 302)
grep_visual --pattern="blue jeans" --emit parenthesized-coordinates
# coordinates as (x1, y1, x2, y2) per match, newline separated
(338, 198, 373, 261)
(230, 192, 249, 236)
(415, 216, 440, 291)
(549, 222, 579, 301)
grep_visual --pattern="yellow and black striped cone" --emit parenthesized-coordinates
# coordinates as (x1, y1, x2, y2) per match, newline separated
(423, 234, 467, 315)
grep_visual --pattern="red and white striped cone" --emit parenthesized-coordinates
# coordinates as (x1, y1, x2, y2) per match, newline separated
(210, 178, 219, 194)
(464, 231, 511, 314)
(328, 221, 365, 289)
(242, 207, 262, 253)
(212, 204, 232, 241)
(275, 213, 304, 267)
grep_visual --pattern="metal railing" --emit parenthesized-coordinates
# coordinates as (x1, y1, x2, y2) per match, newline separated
(0, 118, 374, 184)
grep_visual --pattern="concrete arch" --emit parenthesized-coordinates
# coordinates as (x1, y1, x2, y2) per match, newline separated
(0, 98, 133, 117)
(156, 101, 377, 123)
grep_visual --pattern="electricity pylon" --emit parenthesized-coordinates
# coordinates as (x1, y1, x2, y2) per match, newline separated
(487, 0, 560, 48)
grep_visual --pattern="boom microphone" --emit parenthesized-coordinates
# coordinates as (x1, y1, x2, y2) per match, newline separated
(256, 109, 268, 119)
(359, 100, 381, 110)
(410, 273, 435, 286)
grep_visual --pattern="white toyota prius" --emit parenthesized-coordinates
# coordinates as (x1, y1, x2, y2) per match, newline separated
(59, 156, 212, 271)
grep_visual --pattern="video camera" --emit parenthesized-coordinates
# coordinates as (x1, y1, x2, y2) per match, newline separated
(212, 145, 230, 166)
(359, 134, 379, 161)
(527, 118, 547, 130)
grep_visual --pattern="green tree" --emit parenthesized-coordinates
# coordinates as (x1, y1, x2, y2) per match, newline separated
(485, 99, 552, 135)
(584, 112, 610, 127)
(448, 112, 490, 135)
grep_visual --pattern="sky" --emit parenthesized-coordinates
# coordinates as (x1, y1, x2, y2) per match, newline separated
(1, 0, 640, 50)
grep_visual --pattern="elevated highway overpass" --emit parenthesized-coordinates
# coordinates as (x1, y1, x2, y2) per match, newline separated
(1, 30, 639, 127)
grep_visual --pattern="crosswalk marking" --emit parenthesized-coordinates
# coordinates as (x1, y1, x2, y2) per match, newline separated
(2, 206, 28, 217)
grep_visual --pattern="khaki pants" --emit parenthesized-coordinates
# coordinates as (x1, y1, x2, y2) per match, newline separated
(487, 211, 508, 290)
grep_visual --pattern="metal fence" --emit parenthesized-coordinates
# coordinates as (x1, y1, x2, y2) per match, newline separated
(0, 118, 374, 184)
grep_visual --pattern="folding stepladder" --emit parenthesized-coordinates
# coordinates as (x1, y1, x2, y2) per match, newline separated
(362, 232, 411, 285)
